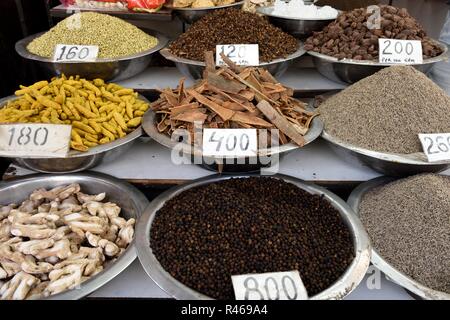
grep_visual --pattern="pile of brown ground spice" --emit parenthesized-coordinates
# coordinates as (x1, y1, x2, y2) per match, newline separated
(318, 66, 450, 154)
(168, 8, 298, 62)
(150, 177, 354, 299)
(359, 174, 450, 294)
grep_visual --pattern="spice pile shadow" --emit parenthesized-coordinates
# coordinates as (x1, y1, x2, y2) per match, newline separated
(150, 177, 355, 299)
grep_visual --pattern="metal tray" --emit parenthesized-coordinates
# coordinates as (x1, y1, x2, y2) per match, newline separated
(0, 171, 149, 300)
(136, 174, 371, 300)
(166, 1, 244, 24)
(142, 105, 323, 173)
(308, 40, 448, 84)
(347, 176, 450, 300)
(15, 29, 168, 82)
(0, 95, 148, 173)
(321, 130, 450, 176)
(160, 40, 306, 79)
(257, 6, 336, 38)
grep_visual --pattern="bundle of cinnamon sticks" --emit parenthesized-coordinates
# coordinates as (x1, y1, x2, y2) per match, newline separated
(150, 52, 317, 147)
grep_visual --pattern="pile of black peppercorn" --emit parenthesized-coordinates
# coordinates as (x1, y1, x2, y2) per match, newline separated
(150, 177, 354, 299)
(168, 8, 299, 62)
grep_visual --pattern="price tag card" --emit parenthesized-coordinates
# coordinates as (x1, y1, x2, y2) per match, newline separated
(53, 44, 99, 62)
(232, 271, 308, 300)
(216, 44, 259, 66)
(378, 39, 423, 64)
(0, 124, 72, 158)
(419, 133, 450, 162)
(203, 128, 257, 157)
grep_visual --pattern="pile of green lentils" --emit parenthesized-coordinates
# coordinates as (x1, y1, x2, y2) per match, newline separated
(150, 177, 355, 299)
(27, 12, 158, 59)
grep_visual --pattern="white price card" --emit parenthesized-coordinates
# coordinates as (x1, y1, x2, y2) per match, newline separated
(419, 133, 450, 162)
(378, 39, 423, 64)
(216, 44, 259, 66)
(202, 128, 257, 157)
(0, 124, 72, 158)
(232, 271, 308, 300)
(53, 44, 99, 62)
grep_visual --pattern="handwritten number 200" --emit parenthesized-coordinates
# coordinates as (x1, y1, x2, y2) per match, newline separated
(8, 127, 49, 146)
(382, 40, 414, 55)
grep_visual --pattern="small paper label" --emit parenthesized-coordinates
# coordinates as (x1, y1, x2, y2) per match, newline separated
(53, 44, 99, 62)
(419, 133, 450, 162)
(378, 39, 423, 64)
(202, 128, 257, 157)
(0, 124, 72, 157)
(216, 44, 259, 66)
(232, 271, 308, 300)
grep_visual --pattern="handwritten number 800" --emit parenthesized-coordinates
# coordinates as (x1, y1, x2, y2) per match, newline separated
(8, 127, 49, 146)
(243, 276, 298, 300)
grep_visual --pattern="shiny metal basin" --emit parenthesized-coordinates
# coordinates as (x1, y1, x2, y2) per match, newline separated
(167, 1, 244, 24)
(348, 176, 450, 300)
(142, 106, 323, 173)
(160, 40, 306, 80)
(0, 95, 148, 173)
(15, 30, 168, 82)
(308, 40, 448, 84)
(257, 6, 335, 38)
(136, 174, 371, 300)
(321, 130, 450, 176)
(0, 172, 149, 300)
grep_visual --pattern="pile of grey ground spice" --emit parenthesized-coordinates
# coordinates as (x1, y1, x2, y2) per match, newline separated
(359, 174, 450, 293)
(150, 177, 354, 299)
(318, 66, 450, 154)
(168, 8, 298, 62)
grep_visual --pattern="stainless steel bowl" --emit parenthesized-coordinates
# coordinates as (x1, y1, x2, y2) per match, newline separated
(136, 174, 371, 300)
(308, 40, 449, 84)
(160, 40, 306, 79)
(167, 1, 244, 24)
(0, 95, 148, 173)
(0, 171, 149, 300)
(257, 7, 335, 38)
(15, 29, 168, 82)
(347, 176, 450, 300)
(142, 107, 323, 173)
(321, 130, 450, 176)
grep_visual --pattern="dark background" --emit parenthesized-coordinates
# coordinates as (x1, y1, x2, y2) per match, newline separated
(0, 0, 60, 98)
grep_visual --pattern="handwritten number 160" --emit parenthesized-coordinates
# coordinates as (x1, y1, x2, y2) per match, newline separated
(8, 127, 49, 146)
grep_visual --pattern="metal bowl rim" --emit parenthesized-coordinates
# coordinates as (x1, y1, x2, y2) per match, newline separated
(307, 39, 448, 66)
(0, 171, 150, 300)
(15, 29, 169, 64)
(256, 6, 338, 21)
(136, 173, 371, 300)
(347, 176, 450, 300)
(0, 95, 148, 159)
(321, 129, 450, 166)
(160, 40, 306, 67)
(165, 0, 243, 11)
(142, 107, 323, 158)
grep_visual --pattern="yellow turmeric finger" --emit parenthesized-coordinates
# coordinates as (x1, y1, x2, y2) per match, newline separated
(102, 122, 117, 134)
(101, 127, 115, 141)
(72, 121, 97, 135)
(71, 140, 89, 152)
(114, 88, 134, 96)
(74, 103, 96, 118)
(113, 112, 127, 131)
(88, 120, 102, 133)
